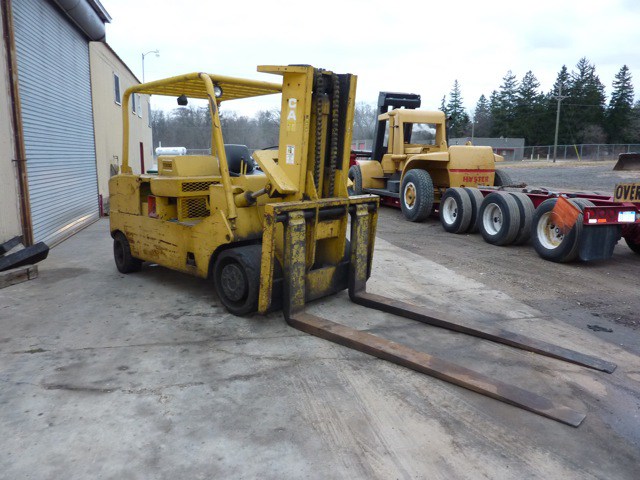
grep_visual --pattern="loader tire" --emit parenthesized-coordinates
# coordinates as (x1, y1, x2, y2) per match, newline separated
(214, 245, 261, 316)
(400, 169, 434, 222)
(440, 187, 472, 233)
(478, 192, 521, 245)
(508, 192, 535, 245)
(531, 198, 583, 263)
(494, 169, 513, 187)
(348, 165, 363, 196)
(113, 231, 142, 273)
(463, 187, 485, 233)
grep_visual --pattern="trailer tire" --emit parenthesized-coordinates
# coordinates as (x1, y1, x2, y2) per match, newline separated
(113, 231, 142, 273)
(348, 165, 363, 196)
(463, 187, 485, 233)
(508, 192, 535, 245)
(440, 188, 473, 233)
(214, 245, 261, 316)
(478, 192, 521, 245)
(401, 169, 434, 222)
(625, 237, 640, 254)
(494, 169, 513, 187)
(531, 198, 583, 263)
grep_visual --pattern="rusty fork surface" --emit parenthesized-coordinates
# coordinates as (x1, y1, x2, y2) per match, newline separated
(279, 204, 617, 427)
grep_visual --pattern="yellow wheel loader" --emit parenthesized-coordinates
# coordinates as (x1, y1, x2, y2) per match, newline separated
(349, 92, 512, 221)
(110, 66, 615, 427)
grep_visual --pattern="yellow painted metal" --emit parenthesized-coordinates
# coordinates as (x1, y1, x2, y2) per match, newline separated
(358, 160, 384, 188)
(360, 107, 502, 197)
(614, 183, 640, 203)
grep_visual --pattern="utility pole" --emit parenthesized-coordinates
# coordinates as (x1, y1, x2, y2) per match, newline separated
(552, 84, 567, 163)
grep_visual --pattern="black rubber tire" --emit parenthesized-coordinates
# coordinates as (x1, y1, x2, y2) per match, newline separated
(400, 169, 434, 222)
(508, 192, 535, 245)
(463, 187, 485, 233)
(347, 165, 363, 196)
(531, 198, 583, 263)
(494, 169, 513, 187)
(113, 231, 142, 273)
(625, 237, 640, 254)
(213, 245, 261, 316)
(478, 192, 521, 245)
(439, 187, 473, 233)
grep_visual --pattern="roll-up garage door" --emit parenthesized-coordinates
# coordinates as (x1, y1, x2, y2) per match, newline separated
(12, 0, 99, 246)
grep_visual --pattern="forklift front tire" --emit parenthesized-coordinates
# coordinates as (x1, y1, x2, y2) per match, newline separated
(400, 169, 434, 222)
(113, 232, 142, 273)
(213, 245, 261, 316)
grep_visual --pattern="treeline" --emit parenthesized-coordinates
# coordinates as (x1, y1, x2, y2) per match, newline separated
(442, 58, 640, 145)
(151, 107, 280, 151)
(151, 58, 640, 149)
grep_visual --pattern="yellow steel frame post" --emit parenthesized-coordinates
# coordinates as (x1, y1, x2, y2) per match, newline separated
(121, 92, 132, 174)
(348, 204, 374, 295)
(200, 73, 237, 224)
(283, 211, 307, 319)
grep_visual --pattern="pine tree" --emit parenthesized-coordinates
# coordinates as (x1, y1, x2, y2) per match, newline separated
(514, 71, 545, 145)
(446, 80, 470, 137)
(566, 58, 606, 143)
(491, 71, 518, 137)
(473, 94, 492, 137)
(606, 65, 635, 143)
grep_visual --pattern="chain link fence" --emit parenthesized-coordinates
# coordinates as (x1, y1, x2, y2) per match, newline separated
(522, 144, 640, 162)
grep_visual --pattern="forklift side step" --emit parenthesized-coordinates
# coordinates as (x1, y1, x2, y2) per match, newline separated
(351, 291, 617, 374)
(287, 310, 586, 427)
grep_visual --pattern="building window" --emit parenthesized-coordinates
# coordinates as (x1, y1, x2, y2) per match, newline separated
(114, 73, 121, 105)
(148, 102, 152, 128)
(137, 96, 142, 118)
(132, 93, 137, 114)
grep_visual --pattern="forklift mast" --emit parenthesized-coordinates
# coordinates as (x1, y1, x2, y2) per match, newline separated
(371, 92, 421, 161)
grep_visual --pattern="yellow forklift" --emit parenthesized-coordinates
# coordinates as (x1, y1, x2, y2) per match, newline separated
(110, 65, 615, 426)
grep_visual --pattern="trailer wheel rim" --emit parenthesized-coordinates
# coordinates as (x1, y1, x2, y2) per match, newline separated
(220, 263, 247, 302)
(404, 182, 416, 210)
(441, 196, 458, 225)
(482, 203, 503, 235)
(537, 211, 564, 249)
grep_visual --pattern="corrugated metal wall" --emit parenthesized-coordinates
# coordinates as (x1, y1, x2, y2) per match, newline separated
(12, 0, 98, 246)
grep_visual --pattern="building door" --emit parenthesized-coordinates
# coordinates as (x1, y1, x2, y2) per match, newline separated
(11, 0, 99, 246)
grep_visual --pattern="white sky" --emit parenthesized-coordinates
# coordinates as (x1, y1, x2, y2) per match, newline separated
(103, 0, 640, 116)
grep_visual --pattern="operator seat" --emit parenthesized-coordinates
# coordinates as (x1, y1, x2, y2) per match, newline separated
(224, 144, 255, 176)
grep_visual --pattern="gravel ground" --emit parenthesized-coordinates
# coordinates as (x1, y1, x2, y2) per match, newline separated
(499, 159, 638, 194)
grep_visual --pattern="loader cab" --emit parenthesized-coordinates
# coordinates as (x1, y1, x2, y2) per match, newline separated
(387, 109, 448, 156)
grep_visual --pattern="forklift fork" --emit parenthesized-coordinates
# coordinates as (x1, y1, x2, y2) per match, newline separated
(280, 203, 616, 427)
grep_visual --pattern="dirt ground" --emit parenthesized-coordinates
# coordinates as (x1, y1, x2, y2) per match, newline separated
(377, 160, 640, 349)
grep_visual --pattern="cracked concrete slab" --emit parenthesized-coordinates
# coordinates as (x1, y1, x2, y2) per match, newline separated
(1, 219, 639, 479)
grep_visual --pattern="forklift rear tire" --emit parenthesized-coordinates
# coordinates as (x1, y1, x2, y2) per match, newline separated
(213, 245, 261, 316)
(439, 188, 472, 233)
(478, 192, 521, 245)
(494, 169, 513, 187)
(348, 165, 363, 195)
(400, 170, 434, 222)
(113, 232, 142, 273)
